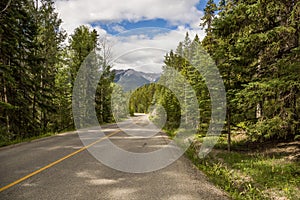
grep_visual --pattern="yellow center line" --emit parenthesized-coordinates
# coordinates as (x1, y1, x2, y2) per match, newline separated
(0, 129, 122, 192)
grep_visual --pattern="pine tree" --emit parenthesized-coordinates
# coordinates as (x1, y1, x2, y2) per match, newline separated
(0, 0, 67, 141)
(69, 26, 114, 126)
(0, 0, 40, 139)
(200, 0, 217, 55)
(34, 0, 66, 133)
(200, 0, 217, 34)
(202, 0, 300, 142)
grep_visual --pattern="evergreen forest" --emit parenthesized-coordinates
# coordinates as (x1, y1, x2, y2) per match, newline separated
(1, 0, 299, 149)
(130, 0, 300, 145)
(0, 0, 114, 144)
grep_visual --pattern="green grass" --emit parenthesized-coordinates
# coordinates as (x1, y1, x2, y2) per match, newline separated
(0, 120, 119, 148)
(0, 132, 57, 147)
(185, 144, 300, 200)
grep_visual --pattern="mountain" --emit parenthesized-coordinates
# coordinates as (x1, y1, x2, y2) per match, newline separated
(113, 69, 160, 92)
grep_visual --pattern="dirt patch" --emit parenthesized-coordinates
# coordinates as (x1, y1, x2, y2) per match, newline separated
(263, 141, 300, 161)
(228, 133, 300, 161)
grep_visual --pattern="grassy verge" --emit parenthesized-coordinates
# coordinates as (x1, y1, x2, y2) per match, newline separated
(185, 135, 300, 200)
(0, 132, 57, 148)
(0, 119, 124, 148)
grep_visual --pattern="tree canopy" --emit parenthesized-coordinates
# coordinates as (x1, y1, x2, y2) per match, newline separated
(0, 0, 114, 144)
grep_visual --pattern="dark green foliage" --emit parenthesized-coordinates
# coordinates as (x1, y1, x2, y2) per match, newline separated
(95, 63, 114, 124)
(1, 0, 298, 146)
(129, 83, 156, 113)
(130, 34, 212, 132)
(0, 0, 114, 144)
(128, 83, 181, 130)
(161, 34, 212, 133)
(69, 26, 114, 126)
(0, 0, 66, 140)
(34, 0, 67, 133)
(152, 84, 181, 130)
(202, 0, 300, 142)
(134, 0, 300, 144)
(200, 0, 217, 34)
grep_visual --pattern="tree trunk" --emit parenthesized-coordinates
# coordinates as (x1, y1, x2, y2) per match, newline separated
(227, 106, 231, 152)
(256, 102, 262, 119)
(3, 80, 10, 133)
(32, 85, 36, 126)
(184, 83, 188, 125)
(100, 87, 104, 123)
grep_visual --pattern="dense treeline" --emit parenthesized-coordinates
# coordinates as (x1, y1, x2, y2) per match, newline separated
(0, 0, 66, 141)
(130, 34, 213, 132)
(202, 0, 300, 142)
(0, 0, 114, 144)
(1, 0, 299, 145)
(131, 0, 300, 143)
(129, 83, 156, 114)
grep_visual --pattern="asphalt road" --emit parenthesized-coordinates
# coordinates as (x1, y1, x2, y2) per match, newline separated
(0, 115, 228, 200)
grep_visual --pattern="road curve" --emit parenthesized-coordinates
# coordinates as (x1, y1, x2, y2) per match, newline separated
(0, 115, 228, 200)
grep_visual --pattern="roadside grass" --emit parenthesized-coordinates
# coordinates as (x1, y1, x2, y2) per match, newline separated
(0, 132, 57, 147)
(0, 118, 129, 148)
(185, 135, 300, 200)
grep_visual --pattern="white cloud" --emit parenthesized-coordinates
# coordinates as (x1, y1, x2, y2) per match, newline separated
(110, 27, 206, 73)
(54, 0, 203, 34)
(53, 0, 206, 73)
(110, 25, 126, 33)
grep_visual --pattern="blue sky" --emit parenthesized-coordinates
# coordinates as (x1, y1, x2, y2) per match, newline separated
(54, 0, 216, 72)
(196, 0, 210, 10)
(89, 0, 215, 35)
(92, 18, 179, 35)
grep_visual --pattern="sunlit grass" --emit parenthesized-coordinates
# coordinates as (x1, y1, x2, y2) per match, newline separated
(185, 138, 300, 200)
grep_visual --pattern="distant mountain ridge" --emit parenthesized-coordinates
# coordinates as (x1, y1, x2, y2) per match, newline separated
(113, 69, 160, 91)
